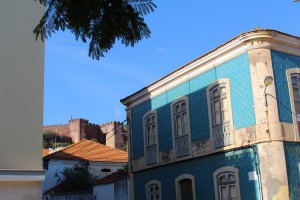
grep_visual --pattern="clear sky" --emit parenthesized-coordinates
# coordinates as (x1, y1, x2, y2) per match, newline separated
(43, 0, 300, 125)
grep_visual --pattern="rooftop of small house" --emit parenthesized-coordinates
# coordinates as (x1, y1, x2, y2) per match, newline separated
(43, 139, 128, 163)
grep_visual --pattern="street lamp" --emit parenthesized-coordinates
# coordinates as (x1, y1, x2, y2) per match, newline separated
(264, 76, 273, 106)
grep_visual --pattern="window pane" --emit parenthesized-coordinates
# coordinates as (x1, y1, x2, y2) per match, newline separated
(219, 175, 227, 183)
(175, 105, 180, 113)
(293, 87, 300, 100)
(147, 117, 151, 124)
(147, 127, 151, 145)
(214, 111, 221, 124)
(292, 76, 298, 85)
(152, 125, 156, 144)
(229, 185, 237, 199)
(213, 89, 219, 97)
(228, 174, 235, 181)
(176, 115, 182, 136)
(220, 186, 227, 199)
(214, 100, 220, 111)
(150, 187, 154, 192)
(182, 102, 186, 110)
(182, 113, 187, 135)
(295, 101, 300, 114)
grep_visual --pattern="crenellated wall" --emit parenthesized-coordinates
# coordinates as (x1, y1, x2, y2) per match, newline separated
(43, 118, 127, 150)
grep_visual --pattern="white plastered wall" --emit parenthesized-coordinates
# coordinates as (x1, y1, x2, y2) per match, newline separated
(0, 0, 45, 198)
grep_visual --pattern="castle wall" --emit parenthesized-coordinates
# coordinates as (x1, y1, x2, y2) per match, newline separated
(43, 118, 127, 150)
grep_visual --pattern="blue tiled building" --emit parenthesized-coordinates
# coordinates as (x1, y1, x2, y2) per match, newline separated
(121, 29, 300, 200)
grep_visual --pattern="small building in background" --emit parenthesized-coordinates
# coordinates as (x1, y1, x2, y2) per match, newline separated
(42, 139, 128, 195)
(93, 170, 129, 200)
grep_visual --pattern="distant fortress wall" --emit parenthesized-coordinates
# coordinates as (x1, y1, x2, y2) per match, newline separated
(43, 118, 127, 150)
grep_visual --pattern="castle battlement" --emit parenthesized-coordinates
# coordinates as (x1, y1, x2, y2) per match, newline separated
(43, 117, 127, 150)
(69, 118, 89, 123)
(44, 124, 68, 128)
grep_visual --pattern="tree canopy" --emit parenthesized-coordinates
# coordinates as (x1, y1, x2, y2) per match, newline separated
(55, 160, 96, 192)
(34, 0, 157, 60)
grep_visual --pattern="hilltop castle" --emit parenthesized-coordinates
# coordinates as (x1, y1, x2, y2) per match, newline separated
(43, 118, 127, 150)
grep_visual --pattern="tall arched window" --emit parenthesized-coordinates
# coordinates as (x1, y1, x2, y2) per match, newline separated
(207, 79, 233, 149)
(146, 180, 161, 200)
(175, 174, 196, 200)
(143, 110, 159, 165)
(213, 166, 241, 200)
(291, 73, 300, 134)
(287, 68, 300, 138)
(171, 96, 191, 158)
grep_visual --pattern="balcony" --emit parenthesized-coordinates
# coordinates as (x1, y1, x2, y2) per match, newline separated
(175, 134, 189, 158)
(146, 144, 157, 165)
(213, 122, 231, 148)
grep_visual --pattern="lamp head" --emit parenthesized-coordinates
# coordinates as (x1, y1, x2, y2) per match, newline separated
(264, 76, 273, 87)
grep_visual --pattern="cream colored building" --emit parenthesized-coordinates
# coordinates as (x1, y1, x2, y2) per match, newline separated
(0, 1, 45, 199)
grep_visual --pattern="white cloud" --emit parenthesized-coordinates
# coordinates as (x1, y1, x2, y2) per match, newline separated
(157, 47, 168, 53)
(114, 108, 121, 118)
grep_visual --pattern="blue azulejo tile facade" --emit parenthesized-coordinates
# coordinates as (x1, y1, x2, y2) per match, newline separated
(131, 53, 255, 160)
(133, 147, 259, 200)
(284, 142, 300, 200)
(271, 50, 300, 123)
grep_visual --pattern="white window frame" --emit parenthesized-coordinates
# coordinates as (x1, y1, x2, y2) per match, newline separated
(146, 180, 162, 200)
(143, 110, 159, 165)
(213, 166, 241, 200)
(206, 78, 234, 149)
(286, 68, 300, 140)
(170, 96, 192, 158)
(175, 174, 196, 200)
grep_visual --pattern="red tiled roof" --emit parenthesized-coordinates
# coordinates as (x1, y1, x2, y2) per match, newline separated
(43, 139, 128, 163)
(43, 148, 49, 156)
(44, 183, 64, 195)
(94, 170, 128, 186)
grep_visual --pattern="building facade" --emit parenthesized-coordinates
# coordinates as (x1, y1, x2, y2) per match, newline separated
(44, 118, 127, 150)
(0, 1, 45, 199)
(42, 139, 128, 194)
(121, 29, 300, 200)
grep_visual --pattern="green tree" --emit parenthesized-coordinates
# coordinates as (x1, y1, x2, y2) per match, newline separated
(43, 131, 71, 149)
(55, 160, 96, 192)
(34, 0, 157, 60)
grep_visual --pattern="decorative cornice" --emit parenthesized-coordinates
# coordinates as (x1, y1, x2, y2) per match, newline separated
(121, 29, 300, 109)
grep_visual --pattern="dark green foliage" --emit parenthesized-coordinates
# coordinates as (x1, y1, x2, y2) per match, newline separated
(34, 0, 157, 60)
(55, 160, 96, 192)
(43, 131, 71, 149)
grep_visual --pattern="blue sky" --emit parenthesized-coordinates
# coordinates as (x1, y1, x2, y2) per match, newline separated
(43, 0, 300, 125)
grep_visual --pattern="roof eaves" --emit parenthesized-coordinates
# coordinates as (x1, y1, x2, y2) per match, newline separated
(120, 28, 300, 105)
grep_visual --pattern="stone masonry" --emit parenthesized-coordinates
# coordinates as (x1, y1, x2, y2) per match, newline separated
(43, 118, 127, 150)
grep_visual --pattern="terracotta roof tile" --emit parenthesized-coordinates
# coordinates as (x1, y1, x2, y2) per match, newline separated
(94, 170, 128, 185)
(43, 148, 49, 156)
(43, 139, 128, 163)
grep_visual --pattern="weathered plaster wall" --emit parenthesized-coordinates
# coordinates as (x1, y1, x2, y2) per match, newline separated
(0, 181, 42, 200)
(258, 142, 289, 200)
